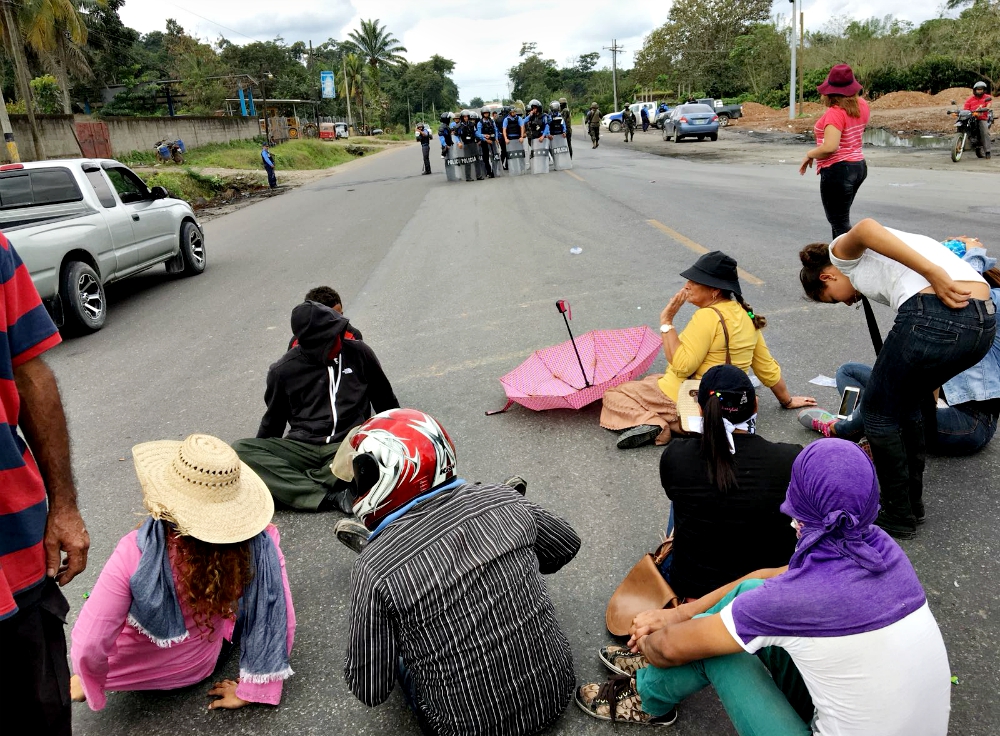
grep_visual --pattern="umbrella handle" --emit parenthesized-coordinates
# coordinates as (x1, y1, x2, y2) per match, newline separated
(557, 301, 590, 388)
(485, 399, 515, 416)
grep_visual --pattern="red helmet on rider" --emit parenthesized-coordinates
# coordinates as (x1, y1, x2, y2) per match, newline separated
(349, 408, 458, 530)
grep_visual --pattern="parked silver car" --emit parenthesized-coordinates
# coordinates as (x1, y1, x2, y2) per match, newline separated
(0, 159, 205, 334)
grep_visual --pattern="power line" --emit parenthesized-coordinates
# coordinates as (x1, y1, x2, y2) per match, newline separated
(166, 3, 264, 43)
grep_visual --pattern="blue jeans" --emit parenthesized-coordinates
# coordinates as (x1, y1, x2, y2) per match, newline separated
(863, 294, 995, 528)
(833, 362, 870, 438)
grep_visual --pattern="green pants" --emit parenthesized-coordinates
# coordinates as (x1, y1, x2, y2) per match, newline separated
(636, 579, 814, 736)
(232, 437, 343, 511)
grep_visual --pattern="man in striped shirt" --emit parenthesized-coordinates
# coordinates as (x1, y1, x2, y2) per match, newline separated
(342, 409, 581, 736)
(0, 232, 89, 735)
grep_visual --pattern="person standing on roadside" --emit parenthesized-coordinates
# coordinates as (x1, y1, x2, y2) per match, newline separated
(799, 64, 871, 238)
(964, 81, 992, 159)
(622, 105, 637, 142)
(585, 102, 602, 148)
(261, 143, 277, 189)
(0, 232, 89, 736)
(640, 104, 650, 132)
(415, 123, 432, 175)
(559, 98, 573, 158)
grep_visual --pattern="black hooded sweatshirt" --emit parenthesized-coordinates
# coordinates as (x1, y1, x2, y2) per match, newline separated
(257, 301, 399, 444)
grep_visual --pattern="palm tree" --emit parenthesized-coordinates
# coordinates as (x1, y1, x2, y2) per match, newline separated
(21, 0, 93, 114)
(346, 18, 406, 87)
(340, 52, 368, 129)
(0, 1, 45, 158)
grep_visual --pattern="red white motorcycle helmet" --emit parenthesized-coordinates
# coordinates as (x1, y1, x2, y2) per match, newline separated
(349, 408, 458, 530)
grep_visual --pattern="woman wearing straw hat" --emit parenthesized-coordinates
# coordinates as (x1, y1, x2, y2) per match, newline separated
(601, 251, 814, 449)
(799, 64, 871, 239)
(69, 434, 295, 711)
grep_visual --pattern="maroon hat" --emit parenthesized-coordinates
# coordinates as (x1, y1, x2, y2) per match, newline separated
(817, 64, 862, 97)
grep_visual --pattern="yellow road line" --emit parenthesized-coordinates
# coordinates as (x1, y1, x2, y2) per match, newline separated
(565, 170, 586, 182)
(646, 219, 764, 286)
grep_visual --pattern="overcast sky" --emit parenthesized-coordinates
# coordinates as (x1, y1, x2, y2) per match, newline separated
(120, 0, 955, 102)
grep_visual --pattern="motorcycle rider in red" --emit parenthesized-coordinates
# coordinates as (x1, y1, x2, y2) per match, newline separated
(964, 81, 993, 159)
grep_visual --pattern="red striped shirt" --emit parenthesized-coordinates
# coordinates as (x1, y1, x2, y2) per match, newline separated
(814, 98, 870, 172)
(0, 232, 61, 619)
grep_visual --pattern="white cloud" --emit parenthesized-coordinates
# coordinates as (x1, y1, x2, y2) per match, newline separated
(118, 0, 958, 102)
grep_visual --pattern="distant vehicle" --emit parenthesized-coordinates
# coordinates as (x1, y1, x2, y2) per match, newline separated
(652, 104, 672, 129)
(661, 104, 720, 142)
(947, 102, 994, 162)
(695, 98, 743, 126)
(371, 128, 384, 135)
(0, 159, 205, 334)
(602, 102, 659, 133)
(335, 122, 349, 139)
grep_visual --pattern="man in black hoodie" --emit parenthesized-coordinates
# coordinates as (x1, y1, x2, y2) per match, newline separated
(233, 301, 399, 511)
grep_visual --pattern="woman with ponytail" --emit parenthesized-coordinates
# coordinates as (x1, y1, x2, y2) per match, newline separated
(602, 251, 814, 449)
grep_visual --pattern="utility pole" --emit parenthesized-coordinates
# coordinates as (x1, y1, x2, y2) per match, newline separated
(788, 0, 797, 120)
(604, 39, 624, 112)
(0, 99, 19, 163)
(342, 55, 353, 131)
(799, 10, 805, 116)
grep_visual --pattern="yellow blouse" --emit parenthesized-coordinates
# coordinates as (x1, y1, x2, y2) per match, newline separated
(657, 299, 782, 401)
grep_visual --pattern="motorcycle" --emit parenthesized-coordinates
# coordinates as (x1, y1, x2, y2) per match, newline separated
(946, 104, 993, 162)
(154, 139, 186, 164)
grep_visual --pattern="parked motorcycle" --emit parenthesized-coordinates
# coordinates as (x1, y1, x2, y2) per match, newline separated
(947, 103, 993, 162)
(154, 139, 186, 164)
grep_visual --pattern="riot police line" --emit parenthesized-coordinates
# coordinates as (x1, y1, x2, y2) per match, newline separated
(436, 99, 573, 182)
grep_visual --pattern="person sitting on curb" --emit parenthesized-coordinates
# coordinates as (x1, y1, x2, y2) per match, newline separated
(70, 434, 295, 712)
(342, 408, 580, 736)
(601, 251, 814, 449)
(288, 286, 362, 350)
(577, 439, 951, 734)
(233, 301, 399, 512)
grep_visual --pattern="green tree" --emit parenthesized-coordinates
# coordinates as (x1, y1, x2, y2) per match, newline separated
(30, 74, 63, 113)
(346, 18, 406, 88)
(729, 23, 790, 97)
(469, 96, 484, 107)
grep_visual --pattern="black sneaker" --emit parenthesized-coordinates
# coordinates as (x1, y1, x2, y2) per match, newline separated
(502, 475, 528, 496)
(616, 425, 661, 450)
(875, 512, 916, 540)
(335, 518, 370, 554)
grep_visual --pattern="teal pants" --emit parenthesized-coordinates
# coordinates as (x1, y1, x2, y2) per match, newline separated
(232, 437, 342, 511)
(636, 579, 814, 736)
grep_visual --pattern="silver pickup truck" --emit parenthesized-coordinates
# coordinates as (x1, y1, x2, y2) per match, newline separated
(0, 158, 205, 334)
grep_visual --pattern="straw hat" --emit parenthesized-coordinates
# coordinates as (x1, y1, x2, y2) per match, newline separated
(677, 379, 703, 433)
(132, 434, 273, 544)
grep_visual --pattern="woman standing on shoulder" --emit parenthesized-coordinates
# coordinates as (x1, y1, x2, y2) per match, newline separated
(799, 64, 871, 238)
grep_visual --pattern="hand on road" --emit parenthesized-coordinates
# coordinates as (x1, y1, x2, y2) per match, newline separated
(45, 503, 89, 585)
(783, 396, 817, 409)
(798, 156, 814, 175)
(208, 679, 249, 710)
(627, 607, 686, 650)
(661, 287, 689, 326)
(928, 267, 973, 308)
(70, 674, 86, 702)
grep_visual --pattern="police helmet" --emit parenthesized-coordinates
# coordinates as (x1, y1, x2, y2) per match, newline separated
(440, 112, 450, 124)
(590, 102, 598, 109)
(470, 110, 481, 121)
(460, 109, 471, 118)
(528, 99, 541, 110)
(480, 106, 491, 116)
(549, 101, 560, 113)
(500, 106, 511, 116)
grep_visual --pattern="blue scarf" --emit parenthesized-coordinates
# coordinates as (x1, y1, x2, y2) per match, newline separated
(128, 518, 293, 684)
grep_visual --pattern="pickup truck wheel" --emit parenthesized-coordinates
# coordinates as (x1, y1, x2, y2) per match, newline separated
(718, 114, 730, 127)
(662, 127, 669, 141)
(61, 261, 106, 334)
(179, 221, 206, 276)
(609, 121, 621, 133)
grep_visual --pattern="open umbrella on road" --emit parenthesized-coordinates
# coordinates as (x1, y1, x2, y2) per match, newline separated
(487, 301, 662, 414)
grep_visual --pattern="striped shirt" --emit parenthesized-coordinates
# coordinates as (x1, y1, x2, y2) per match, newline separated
(0, 232, 61, 620)
(814, 98, 870, 172)
(345, 483, 581, 736)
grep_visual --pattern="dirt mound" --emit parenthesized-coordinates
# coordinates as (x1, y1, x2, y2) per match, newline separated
(740, 102, 780, 121)
(933, 87, 972, 104)
(871, 91, 934, 110)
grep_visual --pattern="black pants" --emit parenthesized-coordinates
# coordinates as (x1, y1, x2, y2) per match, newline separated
(819, 160, 867, 238)
(479, 142, 493, 177)
(421, 145, 431, 173)
(498, 136, 508, 168)
(566, 133, 573, 158)
(0, 580, 72, 736)
(264, 165, 277, 188)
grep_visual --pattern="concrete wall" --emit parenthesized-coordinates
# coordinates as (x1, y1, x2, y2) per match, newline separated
(7, 114, 259, 161)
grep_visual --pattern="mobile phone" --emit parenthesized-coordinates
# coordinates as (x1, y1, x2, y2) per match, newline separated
(837, 386, 861, 420)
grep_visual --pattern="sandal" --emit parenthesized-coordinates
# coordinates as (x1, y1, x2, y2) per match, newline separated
(575, 675, 678, 726)
(599, 645, 650, 677)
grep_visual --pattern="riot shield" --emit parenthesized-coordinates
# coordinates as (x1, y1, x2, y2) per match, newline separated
(551, 135, 572, 170)
(492, 140, 506, 177)
(506, 139, 527, 176)
(444, 144, 462, 182)
(530, 137, 550, 175)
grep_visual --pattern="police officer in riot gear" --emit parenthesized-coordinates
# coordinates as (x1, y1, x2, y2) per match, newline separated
(585, 102, 601, 148)
(559, 97, 573, 158)
(477, 106, 497, 178)
(495, 108, 510, 169)
(503, 106, 525, 146)
(468, 110, 485, 179)
(437, 112, 454, 159)
(456, 110, 482, 181)
(525, 100, 550, 158)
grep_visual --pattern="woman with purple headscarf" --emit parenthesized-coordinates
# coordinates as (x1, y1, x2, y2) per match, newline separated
(576, 439, 951, 734)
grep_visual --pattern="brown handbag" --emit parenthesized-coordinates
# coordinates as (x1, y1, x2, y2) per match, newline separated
(605, 537, 680, 636)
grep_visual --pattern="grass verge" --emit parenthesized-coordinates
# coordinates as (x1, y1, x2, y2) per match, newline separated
(120, 139, 380, 170)
(137, 169, 266, 206)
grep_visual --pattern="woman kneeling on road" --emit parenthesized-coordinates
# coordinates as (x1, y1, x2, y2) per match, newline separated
(798, 220, 996, 538)
(577, 439, 951, 734)
(70, 434, 295, 712)
(601, 251, 814, 449)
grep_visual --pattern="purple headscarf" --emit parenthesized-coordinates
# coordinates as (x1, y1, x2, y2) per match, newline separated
(728, 439, 927, 640)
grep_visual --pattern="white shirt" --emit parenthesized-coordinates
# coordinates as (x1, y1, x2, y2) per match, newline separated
(720, 602, 951, 735)
(830, 227, 986, 310)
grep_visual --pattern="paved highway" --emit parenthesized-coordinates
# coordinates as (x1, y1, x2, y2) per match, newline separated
(56, 134, 999, 735)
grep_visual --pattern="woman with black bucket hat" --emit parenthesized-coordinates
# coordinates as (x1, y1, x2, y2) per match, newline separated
(601, 251, 815, 449)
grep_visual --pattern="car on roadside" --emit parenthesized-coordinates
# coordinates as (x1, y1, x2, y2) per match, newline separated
(696, 98, 743, 126)
(661, 104, 720, 143)
(602, 101, 659, 133)
(0, 158, 206, 335)
(370, 128, 384, 135)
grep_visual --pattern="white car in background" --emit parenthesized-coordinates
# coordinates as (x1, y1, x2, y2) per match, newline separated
(602, 102, 659, 133)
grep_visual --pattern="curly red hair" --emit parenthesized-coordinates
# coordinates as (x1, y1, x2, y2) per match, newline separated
(168, 529, 254, 635)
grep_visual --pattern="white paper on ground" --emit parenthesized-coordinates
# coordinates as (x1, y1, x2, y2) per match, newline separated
(809, 375, 839, 388)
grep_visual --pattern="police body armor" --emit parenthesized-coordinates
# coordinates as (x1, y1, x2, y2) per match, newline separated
(526, 114, 545, 141)
(549, 115, 572, 171)
(505, 116, 527, 176)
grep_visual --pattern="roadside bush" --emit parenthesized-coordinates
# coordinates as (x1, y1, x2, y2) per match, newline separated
(30, 76, 63, 114)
